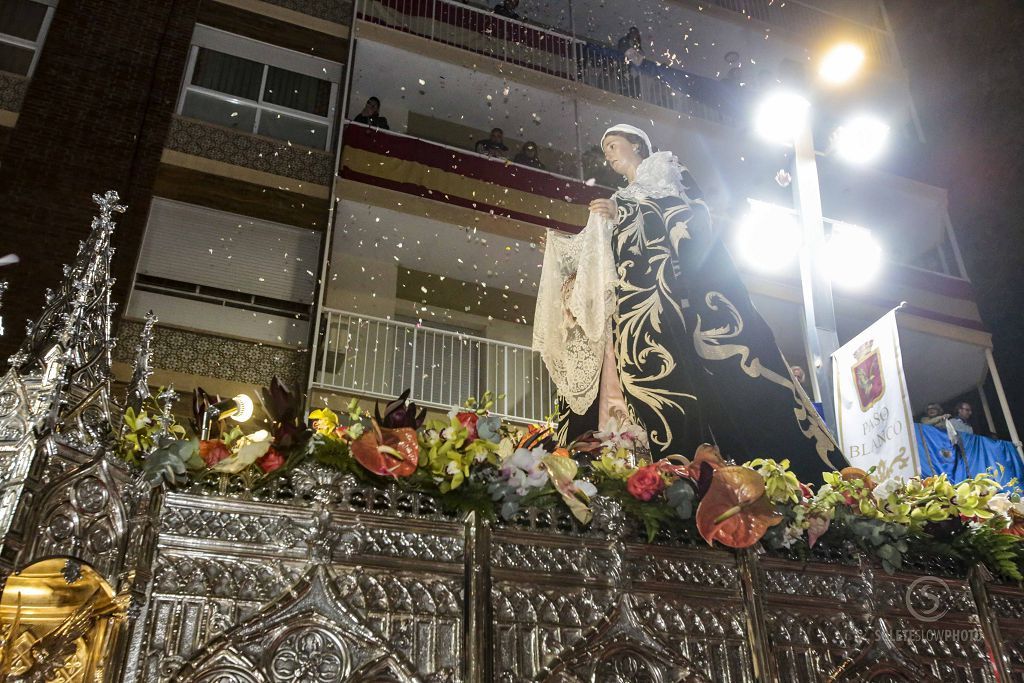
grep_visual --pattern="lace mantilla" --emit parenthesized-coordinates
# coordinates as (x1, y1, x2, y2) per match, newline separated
(533, 213, 616, 414)
(613, 151, 688, 201)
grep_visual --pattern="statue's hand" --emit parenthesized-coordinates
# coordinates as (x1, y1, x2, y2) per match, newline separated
(588, 198, 617, 220)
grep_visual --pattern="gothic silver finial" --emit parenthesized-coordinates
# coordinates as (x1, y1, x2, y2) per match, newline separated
(125, 311, 157, 412)
(92, 190, 127, 220)
(155, 386, 178, 437)
(9, 190, 125, 376)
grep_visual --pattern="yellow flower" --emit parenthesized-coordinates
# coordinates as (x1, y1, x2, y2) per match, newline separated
(309, 407, 340, 435)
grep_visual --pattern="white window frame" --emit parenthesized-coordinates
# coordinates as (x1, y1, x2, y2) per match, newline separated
(0, 0, 57, 78)
(176, 25, 342, 151)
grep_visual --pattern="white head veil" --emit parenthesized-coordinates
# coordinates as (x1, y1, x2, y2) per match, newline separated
(601, 124, 653, 156)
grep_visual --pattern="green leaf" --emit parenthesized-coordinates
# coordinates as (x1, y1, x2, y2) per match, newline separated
(665, 479, 696, 520)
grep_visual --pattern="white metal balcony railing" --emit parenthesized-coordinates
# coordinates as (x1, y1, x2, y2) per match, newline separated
(314, 309, 557, 424)
(358, 0, 743, 126)
(357, 0, 897, 126)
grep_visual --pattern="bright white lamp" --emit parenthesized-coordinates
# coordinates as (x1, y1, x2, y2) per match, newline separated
(833, 115, 890, 164)
(819, 43, 865, 85)
(230, 394, 254, 422)
(755, 91, 811, 145)
(737, 201, 802, 272)
(825, 222, 882, 288)
(199, 393, 254, 439)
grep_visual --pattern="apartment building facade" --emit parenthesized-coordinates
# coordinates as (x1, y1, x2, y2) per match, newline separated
(0, 0, 1009, 439)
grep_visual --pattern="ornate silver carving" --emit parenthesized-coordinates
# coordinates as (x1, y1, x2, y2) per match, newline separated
(761, 566, 870, 603)
(538, 593, 709, 682)
(988, 591, 1024, 621)
(174, 564, 420, 682)
(629, 554, 739, 590)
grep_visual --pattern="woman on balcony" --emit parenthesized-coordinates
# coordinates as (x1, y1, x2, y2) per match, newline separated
(534, 124, 848, 482)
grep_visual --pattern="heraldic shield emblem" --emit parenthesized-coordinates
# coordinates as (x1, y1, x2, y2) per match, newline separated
(853, 339, 885, 411)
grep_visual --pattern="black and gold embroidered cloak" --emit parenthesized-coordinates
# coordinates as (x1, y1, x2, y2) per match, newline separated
(556, 154, 848, 483)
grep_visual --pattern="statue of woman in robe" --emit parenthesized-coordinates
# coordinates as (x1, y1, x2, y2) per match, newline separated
(533, 124, 848, 483)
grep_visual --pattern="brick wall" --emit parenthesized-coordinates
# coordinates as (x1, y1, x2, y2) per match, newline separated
(0, 0, 201, 362)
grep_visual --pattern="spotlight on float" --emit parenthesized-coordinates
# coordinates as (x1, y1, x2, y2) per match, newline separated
(755, 91, 810, 144)
(833, 115, 890, 164)
(737, 200, 802, 272)
(819, 43, 865, 85)
(825, 222, 882, 288)
(200, 394, 254, 439)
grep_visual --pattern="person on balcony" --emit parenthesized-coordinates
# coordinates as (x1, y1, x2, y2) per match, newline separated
(475, 128, 510, 158)
(920, 402, 952, 427)
(615, 27, 644, 98)
(949, 401, 976, 435)
(354, 97, 390, 130)
(534, 124, 848, 483)
(513, 141, 546, 170)
(493, 0, 520, 20)
(617, 27, 644, 62)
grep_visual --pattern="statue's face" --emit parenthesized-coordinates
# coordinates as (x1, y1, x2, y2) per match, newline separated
(602, 135, 643, 179)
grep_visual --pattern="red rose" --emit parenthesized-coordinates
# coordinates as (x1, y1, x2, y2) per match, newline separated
(626, 464, 666, 501)
(456, 412, 479, 441)
(199, 439, 231, 467)
(257, 447, 286, 474)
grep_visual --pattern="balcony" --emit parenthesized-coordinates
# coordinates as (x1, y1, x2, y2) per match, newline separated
(330, 118, 992, 423)
(340, 121, 606, 232)
(357, 0, 909, 132)
(357, 0, 751, 128)
(164, 115, 335, 188)
(313, 308, 555, 423)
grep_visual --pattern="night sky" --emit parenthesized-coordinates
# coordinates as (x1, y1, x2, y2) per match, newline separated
(886, 1, 1024, 424)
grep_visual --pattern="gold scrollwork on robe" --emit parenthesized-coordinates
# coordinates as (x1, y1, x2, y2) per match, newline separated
(692, 291, 837, 467)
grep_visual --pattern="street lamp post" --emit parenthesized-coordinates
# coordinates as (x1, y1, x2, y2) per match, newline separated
(748, 43, 887, 436)
(792, 121, 841, 434)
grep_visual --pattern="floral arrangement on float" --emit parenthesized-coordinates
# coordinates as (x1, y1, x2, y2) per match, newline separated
(114, 379, 1024, 581)
(114, 378, 311, 490)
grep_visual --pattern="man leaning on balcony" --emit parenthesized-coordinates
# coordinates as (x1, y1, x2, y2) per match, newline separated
(475, 128, 510, 158)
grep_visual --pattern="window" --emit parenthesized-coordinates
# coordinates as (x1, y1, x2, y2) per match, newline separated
(177, 26, 341, 150)
(0, 0, 56, 77)
(130, 199, 320, 345)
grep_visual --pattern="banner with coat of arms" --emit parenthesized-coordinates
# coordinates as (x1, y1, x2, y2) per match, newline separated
(831, 310, 919, 481)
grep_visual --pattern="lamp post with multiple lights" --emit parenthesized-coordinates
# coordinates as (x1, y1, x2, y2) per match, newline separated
(748, 44, 890, 435)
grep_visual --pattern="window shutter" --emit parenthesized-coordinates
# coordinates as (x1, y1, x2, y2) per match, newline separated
(137, 199, 320, 304)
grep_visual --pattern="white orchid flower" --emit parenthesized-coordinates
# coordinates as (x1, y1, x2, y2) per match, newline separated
(213, 430, 272, 473)
(871, 477, 902, 503)
(988, 493, 1013, 515)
